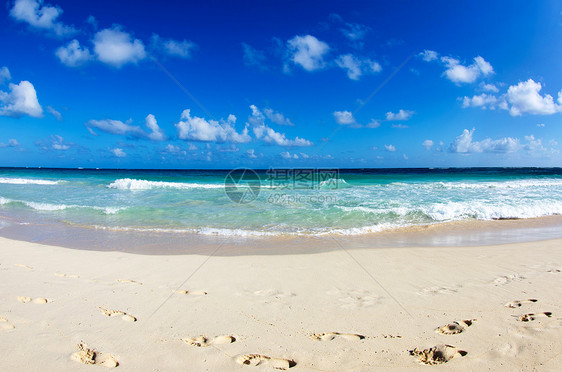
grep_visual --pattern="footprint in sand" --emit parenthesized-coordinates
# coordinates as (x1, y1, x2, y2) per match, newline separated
(14, 264, 32, 270)
(181, 335, 236, 347)
(235, 354, 296, 370)
(435, 319, 475, 335)
(0, 317, 15, 330)
(55, 273, 80, 278)
(516, 312, 552, 322)
(242, 289, 295, 300)
(309, 332, 365, 341)
(327, 289, 380, 309)
(409, 344, 467, 365)
(97, 307, 137, 322)
(173, 289, 207, 296)
(116, 279, 142, 285)
(493, 274, 524, 285)
(547, 269, 560, 273)
(505, 299, 537, 308)
(71, 342, 118, 368)
(17, 296, 48, 304)
(416, 285, 460, 296)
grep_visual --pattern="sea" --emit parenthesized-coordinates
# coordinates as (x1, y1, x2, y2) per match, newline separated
(1, 167, 562, 252)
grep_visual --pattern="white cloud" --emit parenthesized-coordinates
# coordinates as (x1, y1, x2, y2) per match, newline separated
(403, 154, 408, 160)
(385, 109, 414, 121)
(263, 108, 294, 126)
(461, 93, 498, 109)
(242, 43, 267, 69)
(246, 149, 257, 158)
(340, 22, 370, 42)
(422, 139, 434, 150)
(0, 139, 20, 148)
(333, 110, 356, 125)
(392, 123, 408, 128)
(504, 79, 562, 116)
(10, 0, 76, 36)
(419, 49, 438, 62)
(93, 26, 146, 68)
(176, 109, 251, 143)
(188, 143, 198, 151)
(111, 148, 126, 158)
(253, 124, 312, 147)
(449, 128, 521, 153)
(280, 151, 299, 159)
(0, 80, 43, 118)
(286, 35, 330, 71)
(0, 67, 11, 84)
(441, 56, 493, 84)
(366, 119, 381, 128)
(537, 123, 546, 127)
(86, 118, 146, 138)
(46, 105, 62, 120)
(144, 114, 166, 141)
(151, 34, 196, 59)
(481, 83, 499, 93)
(384, 144, 396, 152)
(55, 39, 92, 67)
(335, 54, 381, 80)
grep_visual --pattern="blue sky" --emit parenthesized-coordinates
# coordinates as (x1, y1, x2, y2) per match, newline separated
(0, 0, 561, 168)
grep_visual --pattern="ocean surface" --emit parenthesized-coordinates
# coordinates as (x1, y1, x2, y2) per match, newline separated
(1, 167, 562, 240)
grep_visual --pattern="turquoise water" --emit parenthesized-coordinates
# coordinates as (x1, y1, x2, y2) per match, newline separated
(1, 167, 562, 237)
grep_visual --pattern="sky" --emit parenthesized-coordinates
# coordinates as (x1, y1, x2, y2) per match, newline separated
(0, 0, 561, 169)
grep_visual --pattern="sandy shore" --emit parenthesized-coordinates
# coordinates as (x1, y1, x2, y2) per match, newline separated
(0, 235, 561, 371)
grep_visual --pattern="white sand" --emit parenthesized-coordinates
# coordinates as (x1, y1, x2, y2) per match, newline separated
(0, 235, 561, 371)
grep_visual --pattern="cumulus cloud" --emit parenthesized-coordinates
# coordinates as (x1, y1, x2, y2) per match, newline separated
(55, 39, 93, 67)
(111, 148, 126, 157)
(36, 135, 71, 151)
(333, 110, 356, 125)
(151, 34, 196, 59)
(385, 109, 414, 121)
(46, 105, 62, 120)
(86, 119, 146, 138)
(144, 114, 166, 141)
(247, 105, 312, 146)
(422, 139, 434, 150)
(0, 139, 20, 148)
(10, 0, 76, 36)
(253, 124, 312, 147)
(176, 109, 251, 143)
(449, 128, 521, 153)
(280, 151, 299, 159)
(366, 119, 381, 128)
(460, 93, 499, 109)
(0, 80, 43, 118)
(440, 56, 493, 84)
(286, 35, 330, 72)
(86, 114, 165, 140)
(384, 144, 396, 152)
(93, 26, 146, 68)
(263, 108, 294, 126)
(0, 67, 11, 84)
(340, 22, 370, 42)
(481, 83, 499, 93)
(504, 79, 562, 116)
(246, 149, 258, 158)
(419, 49, 438, 62)
(242, 43, 267, 69)
(335, 54, 381, 80)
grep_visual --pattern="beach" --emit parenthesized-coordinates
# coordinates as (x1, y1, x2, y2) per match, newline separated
(1, 233, 561, 371)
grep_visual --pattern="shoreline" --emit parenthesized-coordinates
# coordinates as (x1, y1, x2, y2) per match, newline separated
(0, 235, 560, 370)
(1, 213, 562, 256)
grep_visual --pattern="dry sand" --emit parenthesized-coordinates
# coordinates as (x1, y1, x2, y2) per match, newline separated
(0, 235, 561, 371)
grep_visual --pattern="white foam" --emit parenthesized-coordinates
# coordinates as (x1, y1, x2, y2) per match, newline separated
(0, 197, 123, 215)
(107, 178, 224, 190)
(0, 177, 61, 185)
